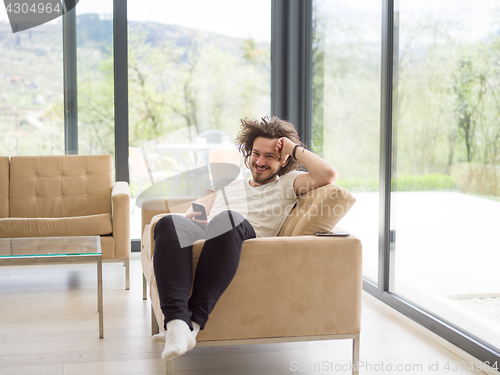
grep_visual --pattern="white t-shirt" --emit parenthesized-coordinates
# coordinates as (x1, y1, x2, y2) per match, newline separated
(207, 171, 304, 237)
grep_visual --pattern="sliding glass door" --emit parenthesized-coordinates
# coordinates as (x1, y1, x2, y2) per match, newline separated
(314, 0, 500, 365)
(391, 0, 500, 354)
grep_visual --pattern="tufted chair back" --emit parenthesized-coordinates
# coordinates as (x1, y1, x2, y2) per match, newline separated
(9, 155, 113, 218)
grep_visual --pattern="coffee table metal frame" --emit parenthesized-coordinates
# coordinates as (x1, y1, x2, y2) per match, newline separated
(0, 236, 103, 338)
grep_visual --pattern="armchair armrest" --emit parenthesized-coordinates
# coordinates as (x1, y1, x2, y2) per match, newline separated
(240, 235, 362, 297)
(141, 198, 169, 242)
(196, 234, 363, 340)
(143, 212, 187, 263)
(112, 181, 131, 259)
(140, 197, 194, 243)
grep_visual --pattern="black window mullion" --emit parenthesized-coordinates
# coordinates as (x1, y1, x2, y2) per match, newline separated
(114, 0, 138, 251)
(113, 0, 129, 183)
(271, 0, 288, 122)
(271, 0, 312, 149)
(378, 0, 394, 293)
(63, 0, 78, 155)
(288, 0, 312, 149)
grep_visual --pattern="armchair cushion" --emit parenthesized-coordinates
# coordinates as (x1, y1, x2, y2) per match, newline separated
(0, 214, 112, 238)
(279, 184, 355, 236)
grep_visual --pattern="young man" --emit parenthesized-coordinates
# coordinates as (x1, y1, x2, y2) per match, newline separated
(152, 116, 338, 361)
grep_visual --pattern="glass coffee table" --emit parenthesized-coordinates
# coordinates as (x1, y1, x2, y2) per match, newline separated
(0, 236, 103, 338)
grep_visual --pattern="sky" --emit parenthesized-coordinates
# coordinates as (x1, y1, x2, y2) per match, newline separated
(2, 0, 500, 43)
(0, 0, 271, 42)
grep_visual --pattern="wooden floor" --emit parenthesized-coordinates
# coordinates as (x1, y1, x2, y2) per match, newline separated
(0, 253, 492, 375)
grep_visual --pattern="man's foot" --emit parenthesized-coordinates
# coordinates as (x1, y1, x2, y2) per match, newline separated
(157, 320, 196, 361)
(153, 321, 201, 344)
(152, 330, 167, 344)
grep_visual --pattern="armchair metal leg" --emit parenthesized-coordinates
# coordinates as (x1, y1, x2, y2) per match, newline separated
(352, 334, 360, 375)
(166, 359, 173, 375)
(124, 258, 130, 290)
(143, 273, 147, 300)
(152, 305, 160, 335)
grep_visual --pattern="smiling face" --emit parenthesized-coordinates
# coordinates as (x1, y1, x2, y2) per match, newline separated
(249, 137, 287, 186)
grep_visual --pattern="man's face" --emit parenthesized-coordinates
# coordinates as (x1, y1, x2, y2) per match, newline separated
(249, 137, 286, 185)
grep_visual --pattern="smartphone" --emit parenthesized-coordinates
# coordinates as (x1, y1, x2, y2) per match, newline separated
(315, 231, 349, 237)
(191, 202, 208, 221)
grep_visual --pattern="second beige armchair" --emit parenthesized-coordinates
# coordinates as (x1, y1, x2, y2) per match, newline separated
(0, 154, 131, 288)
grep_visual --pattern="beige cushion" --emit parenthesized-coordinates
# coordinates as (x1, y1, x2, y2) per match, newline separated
(279, 184, 356, 236)
(0, 214, 112, 238)
(9, 155, 113, 218)
(0, 157, 8, 218)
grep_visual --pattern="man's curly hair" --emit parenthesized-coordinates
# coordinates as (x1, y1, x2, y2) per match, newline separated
(235, 116, 305, 176)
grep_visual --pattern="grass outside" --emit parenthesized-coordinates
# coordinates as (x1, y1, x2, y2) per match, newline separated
(337, 173, 456, 194)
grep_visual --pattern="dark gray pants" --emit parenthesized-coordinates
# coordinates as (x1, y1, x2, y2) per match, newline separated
(153, 210, 256, 330)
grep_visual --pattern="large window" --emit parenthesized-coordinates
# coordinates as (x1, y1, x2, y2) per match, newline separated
(127, 0, 272, 239)
(312, 0, 381, 283)
(0, 10, 64, 155)
(391, 0, 500, 353)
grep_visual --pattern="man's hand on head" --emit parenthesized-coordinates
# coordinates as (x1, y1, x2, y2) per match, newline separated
(275, 137, 296, 162)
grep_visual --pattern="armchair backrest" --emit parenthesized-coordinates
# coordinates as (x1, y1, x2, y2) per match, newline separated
(9, 155, 113, 218)
(141, 184, 355, 239)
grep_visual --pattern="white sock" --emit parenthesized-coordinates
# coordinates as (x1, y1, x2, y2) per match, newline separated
(191, 321, 201, 339)
(152, 330, 168, 344)
(159, 319, 196, 361)
(152, 321, 201, 343)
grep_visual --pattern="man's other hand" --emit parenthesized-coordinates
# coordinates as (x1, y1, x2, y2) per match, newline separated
(185, 211, 208, 224)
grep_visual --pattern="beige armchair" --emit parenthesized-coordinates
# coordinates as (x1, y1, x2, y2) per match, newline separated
(0, 154, 131, 289)
(141, 184, 362, 374)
